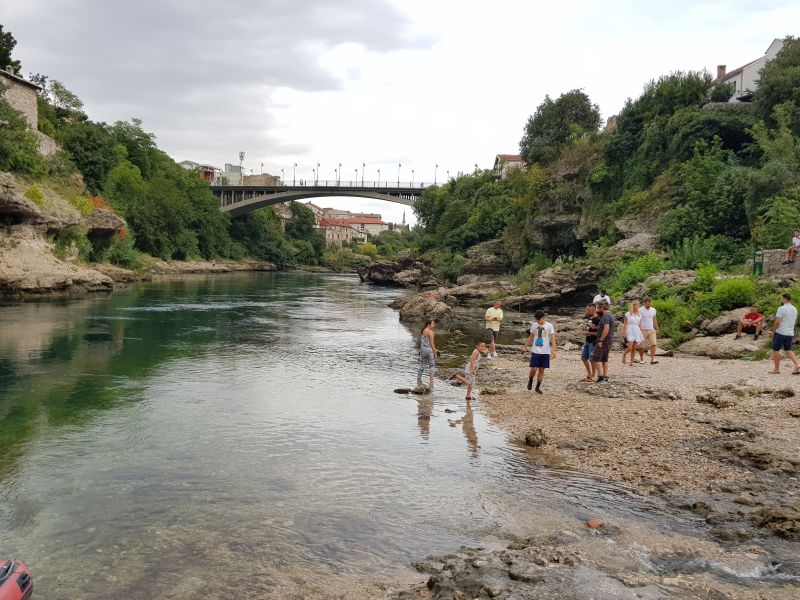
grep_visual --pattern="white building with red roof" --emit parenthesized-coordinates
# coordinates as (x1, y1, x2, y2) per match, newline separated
(492, 154, 525, 179)
(714, 38, 786, 103)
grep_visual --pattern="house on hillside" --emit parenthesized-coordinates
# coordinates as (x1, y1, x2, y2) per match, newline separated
(1, 66, 58, 156)
(318, 218, 367, 246)
(343, 216, 388, 237)
(178, 160, 219, 183)
(714, 38, 786, 102)
(491, 154, 525, 179)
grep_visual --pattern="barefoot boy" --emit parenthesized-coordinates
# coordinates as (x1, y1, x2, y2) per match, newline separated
(522, 310, 557, 394)
(452, 340, 486, 400)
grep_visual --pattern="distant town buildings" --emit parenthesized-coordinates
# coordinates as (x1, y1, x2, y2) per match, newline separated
(492, 154, 525, 179)
(243, 173, 280, 186)
(714, 38, 786, 103)
(302, 202, 388, 245)
(219, 163, 244, 185)
(178, 160, 219, 182)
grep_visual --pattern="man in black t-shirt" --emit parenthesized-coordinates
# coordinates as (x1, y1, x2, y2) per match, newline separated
(590, 301, 615, 383)
(580, 303, 600, 382)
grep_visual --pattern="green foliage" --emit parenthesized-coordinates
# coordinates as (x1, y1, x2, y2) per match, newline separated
(357, 242, 378, 258)
(512, 252, 552, 292)
(0, 24, 21, 74)
(669, 235, 748, 270)
(371, 229, 416, 258)
(228, 208, 293, 268)
(60, 122, 119, 193)
(651, 298, 694, 346)
(690, 264, 718, 293)
(0, 97, 47, 176)
(607, 253, 668, 296)
(24, 185, 45, 208)
(520, 89, 601, 165)
(52, 226, 91, 261)
(69, 195, 92, 216)
(106, 234, 143, 270)
(431, 250, 467, 283)
(753, 37, 800, 133)
(322, 248, 372, 271)
(753, 192, 800, 249)
(708, 82, 734, 102)
(695, 278, 757, 317)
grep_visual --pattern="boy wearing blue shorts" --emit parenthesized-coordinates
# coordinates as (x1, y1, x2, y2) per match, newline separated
(522, 309, 557, 394)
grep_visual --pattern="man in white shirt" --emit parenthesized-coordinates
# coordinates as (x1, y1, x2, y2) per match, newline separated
(784, 231, 800, 264)
(484, 301, 503, 359)
(593, 290, 611, 306)
(769, 293, 800, 374)
(638, 297, 660, 365)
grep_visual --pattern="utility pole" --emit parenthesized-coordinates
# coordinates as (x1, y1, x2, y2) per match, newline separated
(316, 163, 320, 185)
(397, 163, 401, 186)
(338, 162, 342, 185)
(293, 163, 297, 186)
(434, 163, 438, 185)
(377, 168, 381, 186)
(361, 162, 365, 186)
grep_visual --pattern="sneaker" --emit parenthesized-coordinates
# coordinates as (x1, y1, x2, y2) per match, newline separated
(734, 334, 742, 340)
(753, 334, 760, 341)
(595, 376, 609, 384)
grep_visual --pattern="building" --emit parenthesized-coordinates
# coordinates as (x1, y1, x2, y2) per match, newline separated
(318, 218, 368, 246)
(0, 66, 40, 130)
(491, 154, 525, 179)
(714, 38, 786, 102)
(342, 216, 389, 237)
(178, 160, 219, 183)
(218, 163, 244, 185)
(243, 173, 280, 186)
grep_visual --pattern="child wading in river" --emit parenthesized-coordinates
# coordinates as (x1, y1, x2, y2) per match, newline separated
(451, 340, 486, 400)
(522, 310, 557, 394)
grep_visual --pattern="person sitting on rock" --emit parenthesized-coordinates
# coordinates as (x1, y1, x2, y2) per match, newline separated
(784, 231, 800, 264)
(734, 306, 764, 341)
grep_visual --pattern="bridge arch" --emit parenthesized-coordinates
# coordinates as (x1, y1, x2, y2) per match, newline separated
(210, 184, 426, 217)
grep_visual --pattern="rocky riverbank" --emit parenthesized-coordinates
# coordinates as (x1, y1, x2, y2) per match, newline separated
(387, 347, 800, 599)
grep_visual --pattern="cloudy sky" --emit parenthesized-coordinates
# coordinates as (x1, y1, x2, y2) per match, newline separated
(4, 1, 798, 224)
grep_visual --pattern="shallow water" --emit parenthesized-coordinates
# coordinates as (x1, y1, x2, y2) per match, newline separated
(0, 273, 785, 598)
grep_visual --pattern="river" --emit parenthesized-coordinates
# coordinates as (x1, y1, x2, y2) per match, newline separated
(0, 273, 777, 599)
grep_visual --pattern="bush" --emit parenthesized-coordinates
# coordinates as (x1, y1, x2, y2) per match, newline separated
(432, 250, 467, 283)
(669, 235, 749, 270)
(710, 278, 757, 311)
(322, 248, 372, 272)
(106, 233, 143, 270)
(24, 185, 46, 208)
(689, 264, 717, 293)
(52, 226, 91, 261)
(357, 242, 379, 258)
(652, 297, 694, 347)
(512, 252, 552, 292)
(607, 253, 668, 295)
(69, 195, 93, 216)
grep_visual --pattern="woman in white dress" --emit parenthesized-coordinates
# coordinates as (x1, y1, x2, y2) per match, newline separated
(623, 301, 645, 367)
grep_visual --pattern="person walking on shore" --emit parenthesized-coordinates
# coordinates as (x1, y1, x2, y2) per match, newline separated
(451, 340, 486, 400)
(522, 310, 557, 394)
(581, 304, 600, 382)
(417, 319, 439, 389)
(484, 300, 503, 359)
(591, 301, 615, 383)
(638, 297, 660, 364)
(769, 294, 800, 375)
(622, 301, 645, 367)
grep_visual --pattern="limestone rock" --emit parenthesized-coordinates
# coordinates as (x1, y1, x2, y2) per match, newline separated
(678, 335, 766, 359)
(358, 260, 402, 285)
(621, 269, 696, 302)
(392, 292, 452, 321)
(84, 208, 126, 238)
(445, 280, 519, 306)
(611, 232, 657, 252)
(524, 428, 549, 447)
(460, 240, 511, 278)
(702, 308, 750, 336)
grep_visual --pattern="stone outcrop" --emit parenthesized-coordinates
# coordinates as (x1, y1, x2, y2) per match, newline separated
(389, 292, 452, 321)
(621, 269, 696, 302)
(84, 208, 126, 239)
(456, 240, 511, 283)
(678, 335, 764, 359)
(357, 250, 437, 287)
(701, 308, 751, 336)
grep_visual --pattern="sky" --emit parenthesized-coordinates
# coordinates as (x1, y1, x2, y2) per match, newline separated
(4, 1, 799, 225)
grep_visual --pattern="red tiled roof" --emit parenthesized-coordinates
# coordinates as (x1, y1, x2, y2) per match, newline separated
(496, 154, 523, 161)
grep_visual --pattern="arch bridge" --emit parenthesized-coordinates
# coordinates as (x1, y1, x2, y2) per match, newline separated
(211, 180, 432, 217)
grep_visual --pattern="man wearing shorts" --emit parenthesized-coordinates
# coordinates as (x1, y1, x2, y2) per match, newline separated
(522, 309, 556, 394)
(581, 304, 600, 381)
(484, 300, 503, 359)
(770, 294, 800, 375)
(735, 306, 764, 341)
(591, 301, 615, 383)
(638, 297, 660, 364)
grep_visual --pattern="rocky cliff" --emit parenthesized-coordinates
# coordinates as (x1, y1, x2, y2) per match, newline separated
(0, 172, 124, 296)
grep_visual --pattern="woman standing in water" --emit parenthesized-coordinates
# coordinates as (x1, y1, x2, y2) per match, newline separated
(418, 320, 439, 389)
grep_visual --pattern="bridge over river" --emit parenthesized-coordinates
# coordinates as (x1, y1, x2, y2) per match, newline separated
(211, 180, 433, 217)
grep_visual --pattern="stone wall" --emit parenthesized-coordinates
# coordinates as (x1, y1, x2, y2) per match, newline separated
(0, 70, 39, 130)
(757, 249, 800, 276)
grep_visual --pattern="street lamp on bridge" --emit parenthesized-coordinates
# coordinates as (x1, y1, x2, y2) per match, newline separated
(281, 168, 284, 184)
(397, 163, 401, 187)
(315, 163, 320, 185)
(411, 169, 415, 186)
(354, 168, 357, 186)
(377, 168, 381, 186)
(434, 163, 438, 185)
(361, 162, 365, 186)
(338, 162, 342, 185)
(293, 163, 297, 186)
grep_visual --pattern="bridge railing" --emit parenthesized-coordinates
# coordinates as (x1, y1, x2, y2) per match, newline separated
(211, 180, 436, 189)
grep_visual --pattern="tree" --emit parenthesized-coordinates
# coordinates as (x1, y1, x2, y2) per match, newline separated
(285, 201, 317, 239)
(0, 25, 21, 75)
(0, 97, 46, 176)
(60, 122, 120, 193)
(519, 89, 601, 165)
(753, 37, 800, 133)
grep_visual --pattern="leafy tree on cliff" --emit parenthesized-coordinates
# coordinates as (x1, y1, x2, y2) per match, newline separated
(0, 25, 21, 75)
(60, 122, 120, 193)
(753, 37, 800, 133)
(0, 97, 46, 176)
(519, 89, 601, 165)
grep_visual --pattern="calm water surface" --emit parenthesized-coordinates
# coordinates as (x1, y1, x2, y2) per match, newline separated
(0, 273, 704, 598)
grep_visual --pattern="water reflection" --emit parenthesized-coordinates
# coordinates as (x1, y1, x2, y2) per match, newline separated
(448, 399, 479, 458)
